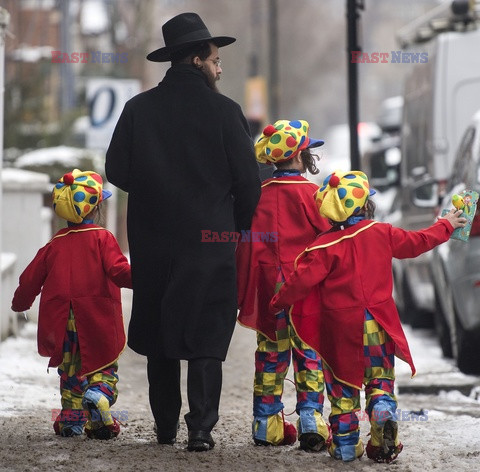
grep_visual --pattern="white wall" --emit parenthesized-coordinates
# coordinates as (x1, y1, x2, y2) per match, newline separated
(0, 252, 16, 340)
(1, 168, 52, 336)
(0, 7, 11, 340)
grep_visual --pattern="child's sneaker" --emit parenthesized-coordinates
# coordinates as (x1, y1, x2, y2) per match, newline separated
(366, 419, 403, 463)
(297, 410, 332, 452)
(366, 400, 403, 463)
(299, 433, 325, 452)
(53, 411, 85, 437)
(85, 416, 120, 440)
(54, 423, 84, 437)
(82, 389, 119, 440)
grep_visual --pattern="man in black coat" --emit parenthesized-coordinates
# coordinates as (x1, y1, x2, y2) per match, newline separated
(105, 13, 261, 451)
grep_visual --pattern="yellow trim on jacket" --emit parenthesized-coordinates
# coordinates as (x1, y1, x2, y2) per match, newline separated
(293, 221, 379, 269)
(50, 227, 106, 241)
(261, 180, 315, 188)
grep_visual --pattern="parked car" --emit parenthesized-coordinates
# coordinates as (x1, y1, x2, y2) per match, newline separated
(387, 14, 480, 328)
(427, 109, 480, 375)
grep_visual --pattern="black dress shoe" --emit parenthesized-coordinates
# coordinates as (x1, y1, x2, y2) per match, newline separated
(157, 434, 176, 445)
(154, 421, 179, 445)
(187, 430, 215, 452)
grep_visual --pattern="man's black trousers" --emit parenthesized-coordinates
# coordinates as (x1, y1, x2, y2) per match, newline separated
(147, 355, 223, 437)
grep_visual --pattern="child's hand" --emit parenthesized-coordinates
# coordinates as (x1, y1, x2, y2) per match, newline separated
(11, 309, 28, 320)
(439, 209, 467, 229)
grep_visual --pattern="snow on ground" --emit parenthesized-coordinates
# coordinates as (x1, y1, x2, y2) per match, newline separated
(396, 325, 480, 389)
(13, 146, 105, 173)
(1, 308, 480, 471)
(0, 322, 58, 418)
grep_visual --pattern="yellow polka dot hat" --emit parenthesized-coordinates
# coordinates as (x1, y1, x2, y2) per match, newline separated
(52, 169, 112, 223)
(315, 170, 375, 222)
(255, 119, 324, 165)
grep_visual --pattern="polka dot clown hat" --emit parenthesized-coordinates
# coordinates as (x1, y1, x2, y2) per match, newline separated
(315, 170, 376, 222)
(52, 169, 112, 223)
(255, 119, 324, 165)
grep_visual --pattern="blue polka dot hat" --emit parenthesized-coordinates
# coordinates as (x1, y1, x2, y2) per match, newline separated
(255, 119, 324, 165)
(52, 169, 112, 223)
(315, 170, 376, 222)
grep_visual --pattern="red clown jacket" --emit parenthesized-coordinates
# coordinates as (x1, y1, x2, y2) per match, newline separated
(270, 218, 455, 389)
(11, 224, 132, 376)
(236, 175, 330, 339)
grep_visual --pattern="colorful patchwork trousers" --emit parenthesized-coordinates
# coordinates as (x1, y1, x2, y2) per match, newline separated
(253, 298, 326, 444)
(54, 308, 119, 434)
(324, 310, 397, 455)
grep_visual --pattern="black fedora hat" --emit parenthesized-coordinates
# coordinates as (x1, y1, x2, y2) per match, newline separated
(147, 12, 236, 62)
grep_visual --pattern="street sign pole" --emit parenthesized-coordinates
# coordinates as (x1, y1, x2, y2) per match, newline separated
(268, 0, 279, 122)
(347, 0, 364, 171)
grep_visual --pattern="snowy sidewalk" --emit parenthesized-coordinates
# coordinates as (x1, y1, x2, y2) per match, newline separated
(1, 297, 480, 471)
(396, 325, 480, 396)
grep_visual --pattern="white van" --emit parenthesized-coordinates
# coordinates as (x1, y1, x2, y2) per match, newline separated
(387, 5, 480, 327)
(401, 26, 480, 192)
(429, 108, 480, 374)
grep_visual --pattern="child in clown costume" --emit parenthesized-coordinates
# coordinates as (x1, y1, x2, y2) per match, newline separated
(236, 120, 331, 450)
(270, 170, 466, 463)
(11, 169, 132, 439)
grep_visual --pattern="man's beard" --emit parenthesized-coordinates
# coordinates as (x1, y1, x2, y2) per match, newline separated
(202, 67, 220, 93)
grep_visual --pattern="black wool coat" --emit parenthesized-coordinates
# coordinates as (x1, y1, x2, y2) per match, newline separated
(106, 64, 261, 360)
